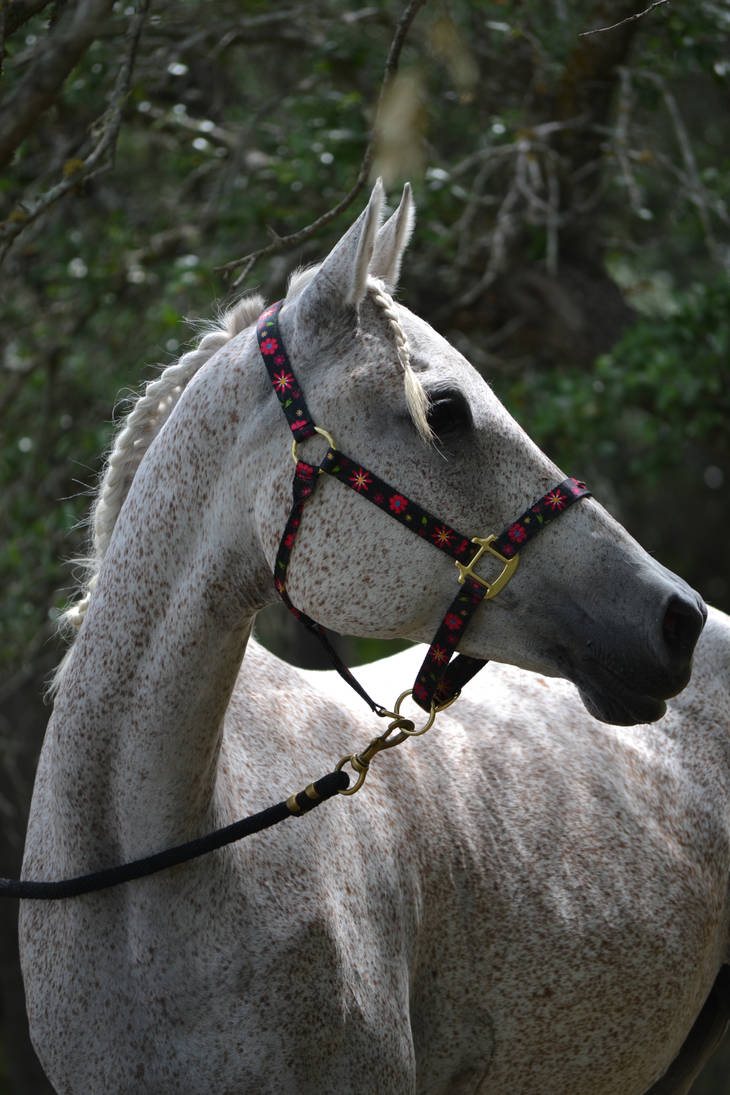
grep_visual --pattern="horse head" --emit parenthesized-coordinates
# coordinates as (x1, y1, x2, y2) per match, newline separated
(246, 180, 705, 726)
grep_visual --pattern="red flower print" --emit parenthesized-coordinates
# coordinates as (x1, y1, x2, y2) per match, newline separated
(430, 645, 449, 665)
(413, 682, 429, 703)
(509, 523, 527, 543)
(261, 337, 279, 355)
(273, 354, 285, 366)
(546, 490, 567, 511)
(444, 612, 463, 631)
(454, 539, 469, 555)
(275, 577, 286, 595)
(284, 533, 296, 549)
(273, 370, 294, 392)
(350, 468, 372, 492)
(432, 525, 453, 548)
(373, 492, 385, 505)
(389, 494, 408, 514)
(290, 419, 309, 431)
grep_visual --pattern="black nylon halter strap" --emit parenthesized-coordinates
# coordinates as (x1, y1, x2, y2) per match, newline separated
(0, 299, 590, 900)
(258, 298, 591, 713)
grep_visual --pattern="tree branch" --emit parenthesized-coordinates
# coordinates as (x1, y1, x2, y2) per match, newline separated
(0, 1, 150, 266)
(0, 0, 116, 171)
(216, 0, 428, 287)
(578, 0, 669, 37)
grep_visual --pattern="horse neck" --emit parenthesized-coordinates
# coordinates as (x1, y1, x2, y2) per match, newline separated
(48, 341, 269, 864)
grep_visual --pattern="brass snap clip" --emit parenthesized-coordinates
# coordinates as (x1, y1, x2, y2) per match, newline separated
(336, 690, 453, 797)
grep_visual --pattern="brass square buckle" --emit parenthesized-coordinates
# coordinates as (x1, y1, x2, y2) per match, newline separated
(455, 535, 519, 599)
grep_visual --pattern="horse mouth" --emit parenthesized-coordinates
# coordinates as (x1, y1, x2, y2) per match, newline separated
(556, 654, 672, 726)
(575, 673, 668, 725)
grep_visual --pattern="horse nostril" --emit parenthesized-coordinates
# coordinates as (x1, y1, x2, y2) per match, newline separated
(662, 594, 706, 660)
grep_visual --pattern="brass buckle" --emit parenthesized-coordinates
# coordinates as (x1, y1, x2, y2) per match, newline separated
(455, 535, 519, 599)
(291, 426, 336, 472)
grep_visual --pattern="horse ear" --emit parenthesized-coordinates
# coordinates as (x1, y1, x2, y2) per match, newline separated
(297, 179, 385, 318)
(370, 183, 415, 291)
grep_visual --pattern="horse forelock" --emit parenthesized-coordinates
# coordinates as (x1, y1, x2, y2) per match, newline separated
(284, 267, 432, 444)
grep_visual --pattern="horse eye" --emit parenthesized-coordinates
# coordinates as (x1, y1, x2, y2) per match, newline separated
(426, 388, 472, 440)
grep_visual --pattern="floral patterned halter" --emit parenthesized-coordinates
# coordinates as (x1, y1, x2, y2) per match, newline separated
(257, 299, 590, 715)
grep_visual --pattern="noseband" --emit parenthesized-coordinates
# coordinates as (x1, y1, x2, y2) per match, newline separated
(0, 297, 591, 899)
(257, 299, 590, 788)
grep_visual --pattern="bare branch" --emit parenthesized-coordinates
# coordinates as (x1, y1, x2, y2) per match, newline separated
(216, 0, 428, 287)
(578, 0, 669, 38)
(637, 68, 728, 268)
(3, 0, 54, 39)
(613, 67, 645, 214)
(0, 1, 150, 266)
(0, 0, 116, 170)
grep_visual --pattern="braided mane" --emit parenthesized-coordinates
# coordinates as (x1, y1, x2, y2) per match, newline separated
(52, 275, 429, 691)
(49, 293, 264, 692)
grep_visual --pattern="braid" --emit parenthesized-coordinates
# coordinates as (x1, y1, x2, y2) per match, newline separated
(58, 294, 265, 637)
(370, 282, 432, 443)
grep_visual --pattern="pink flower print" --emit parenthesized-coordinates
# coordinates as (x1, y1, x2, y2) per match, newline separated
(509, 523, 527, 543)
(273, 369, 294, 392)
(444, 612, 463, 631)
(389, 494, 408, 514)
(546, 490, 567, 511)
(290, 419, 309, 431)
(432, 525, 453, 548)
(261, 337, 279, 355)
(350, 468, 372, 492)
(273, 354, 285, 366)
(430, 644, 449, 666)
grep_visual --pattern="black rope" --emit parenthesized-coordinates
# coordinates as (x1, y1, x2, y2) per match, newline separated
(0, 769, 349, 901)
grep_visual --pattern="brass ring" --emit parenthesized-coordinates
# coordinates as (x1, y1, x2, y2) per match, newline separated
(392, 689, 438, 737)
(291, 425, 336, 466)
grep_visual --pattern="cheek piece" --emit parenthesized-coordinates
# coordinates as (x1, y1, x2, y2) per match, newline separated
(257, 300, 590, 716)
(0, 300, 593, 898)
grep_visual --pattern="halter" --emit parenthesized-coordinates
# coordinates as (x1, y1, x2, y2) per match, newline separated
(257, 298, 590, 789)
(0, 296, 591, 900)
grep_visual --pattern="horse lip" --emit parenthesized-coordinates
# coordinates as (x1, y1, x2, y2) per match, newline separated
(552, 649, 670, 726)
(577, 677, 668, 726)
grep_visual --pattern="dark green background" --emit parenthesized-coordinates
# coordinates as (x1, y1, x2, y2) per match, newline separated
(1, 1, 728, 1090)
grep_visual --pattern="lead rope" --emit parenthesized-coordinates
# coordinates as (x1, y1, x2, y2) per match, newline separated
(0, 771, 349, 900)
(0, 300, 590, 899)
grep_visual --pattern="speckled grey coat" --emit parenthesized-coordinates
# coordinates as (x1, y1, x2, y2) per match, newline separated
(20, 185, 718, 1094)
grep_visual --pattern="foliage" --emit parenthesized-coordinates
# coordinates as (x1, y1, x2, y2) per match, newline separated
(1, 1, 729, 1086)
(504, 279, 730, 482)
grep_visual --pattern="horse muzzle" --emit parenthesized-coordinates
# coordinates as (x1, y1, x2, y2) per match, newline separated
(552, 581, 707, 726)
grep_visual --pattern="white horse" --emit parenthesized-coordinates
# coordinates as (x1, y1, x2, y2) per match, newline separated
(20, 181, 720, 1094)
